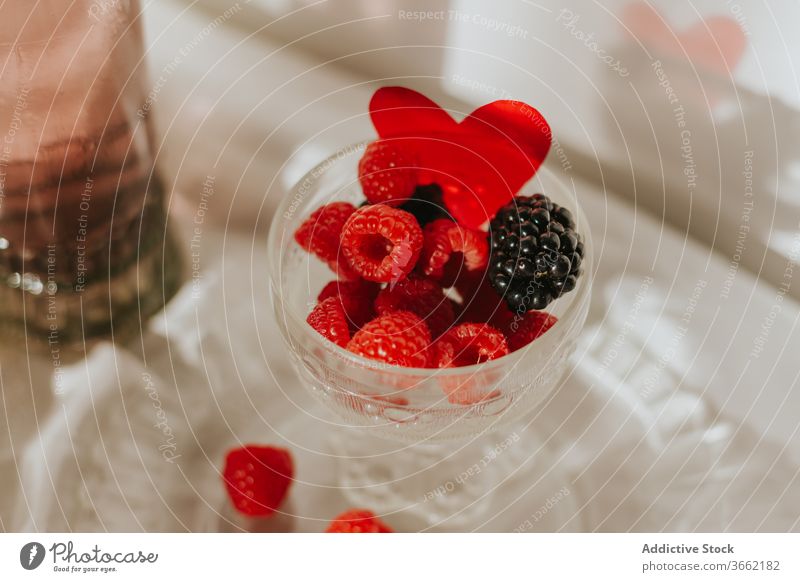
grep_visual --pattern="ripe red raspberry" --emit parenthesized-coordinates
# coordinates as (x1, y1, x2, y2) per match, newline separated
(326, 509, 393, 533)
(330, 258, 359, 281)
(223, 445, 294, 517)
(340, 204, 423, 283)
(505, 311, 557, 352)
(419, 219, 488, 286)
(374, 276, 455, 338)
(317, 279, 380, 331)
(358, 140, 419, 206)
(346, 311, 431, 368)
(431, 323, 508, 368)
(294, 202, 359, 280)
(307, 297, 351, 347)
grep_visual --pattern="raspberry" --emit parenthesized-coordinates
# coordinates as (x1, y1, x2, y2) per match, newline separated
(307, 297, 351, 347)
(340, 204, 423, 283)
(294, 202, 359, 280)
(431, 323, 508, 368)
(326, 509, 393, 533)
(318, 279, 380, 331)
(330, 257, 359, 281)
(489, 194, 583, 311)
(294, 201, 355, 261)
(358, 140, 419, 206)
(505, 311, 557, 352)
(346, 311, 431, 368)
(419, 219, 489, 286)
(222, 445, 294, 517)
(374, 276, 454, 338)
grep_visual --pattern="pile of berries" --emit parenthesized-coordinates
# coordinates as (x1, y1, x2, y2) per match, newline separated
(293, 138, 578, 370)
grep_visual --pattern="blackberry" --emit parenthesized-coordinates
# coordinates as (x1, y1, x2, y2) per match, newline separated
(360, 184, 448, 226)
(488, 193, 583, 312)
(399, 184, 448, 226)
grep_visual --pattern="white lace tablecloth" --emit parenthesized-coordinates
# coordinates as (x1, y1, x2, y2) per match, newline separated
(1, 171, 798, 533)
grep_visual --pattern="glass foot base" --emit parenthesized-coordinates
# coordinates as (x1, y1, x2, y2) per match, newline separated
(330, 423, 580, 532)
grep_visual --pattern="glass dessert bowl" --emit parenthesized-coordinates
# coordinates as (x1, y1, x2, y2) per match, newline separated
(267, 142, 592, 530)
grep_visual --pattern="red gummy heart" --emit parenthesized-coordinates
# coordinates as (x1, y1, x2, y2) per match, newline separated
(369, 87, 552, 228)
(623, 2, 746, 74)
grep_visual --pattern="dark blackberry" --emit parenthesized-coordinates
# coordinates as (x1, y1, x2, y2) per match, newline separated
(488, 193, 583, 312)
(399, 184, 448, 226)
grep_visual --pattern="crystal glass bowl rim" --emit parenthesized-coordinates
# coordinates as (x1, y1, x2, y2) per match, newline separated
(268, 141, 592, 377)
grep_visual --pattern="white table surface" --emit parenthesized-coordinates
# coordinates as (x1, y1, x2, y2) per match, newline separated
(1, 168, 797, 532)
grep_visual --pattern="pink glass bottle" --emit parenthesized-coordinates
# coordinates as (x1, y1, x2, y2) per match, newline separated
(0, 0, 181, 350)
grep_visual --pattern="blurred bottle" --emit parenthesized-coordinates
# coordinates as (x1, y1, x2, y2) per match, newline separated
(0, 0, 181, 351)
